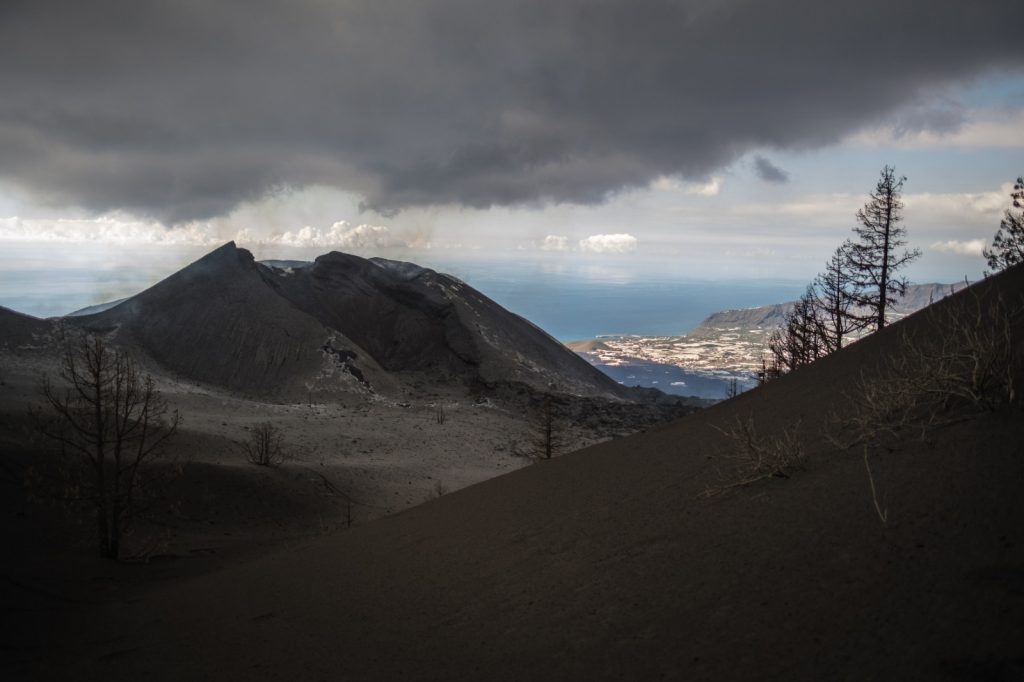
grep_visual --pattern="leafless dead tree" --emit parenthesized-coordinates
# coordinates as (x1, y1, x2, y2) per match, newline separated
(243, 422, 287, 467)
(768, 286, 827, 373)
(814, 242, 867, 352)
(33, 333, 180, 559)
(846, 165, 921, 332)
(530, 393, 563, 461)
(983, 175, 1024, 273)
(725, 377, 740, 399)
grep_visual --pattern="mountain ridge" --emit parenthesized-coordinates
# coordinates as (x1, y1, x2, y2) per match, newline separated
(17, 242, 634, 402)
(691, 281, 965, 335)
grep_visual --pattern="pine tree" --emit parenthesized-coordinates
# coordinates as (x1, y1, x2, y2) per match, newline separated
(983, 176, 1024, 273)
(846, 166, 921, 331)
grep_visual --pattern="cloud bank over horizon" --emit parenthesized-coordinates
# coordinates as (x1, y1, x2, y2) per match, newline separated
(1, 0, 1021, 224)
(578, 234, 639, 254)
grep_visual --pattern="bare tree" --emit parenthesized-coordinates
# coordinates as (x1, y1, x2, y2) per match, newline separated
(530, 393, 563, 460)
(983, 176, 1024, 273)
(814, 242, 865, 352)
(846, 166, 920, 331)
(757, 354, 782, 385)
(243, 422, 287, 467)
(725, 377, 740, 399)
(34, 333, 179, 559)
(768, 286, 826, 372)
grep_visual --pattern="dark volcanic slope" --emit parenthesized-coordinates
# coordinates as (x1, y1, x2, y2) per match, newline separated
(271, 251, 628, 397)
(0, 305, 55, 350)
(63, 242, 625, 400)
(38, 267, 1024, 680)
(73, 243, 389, 397)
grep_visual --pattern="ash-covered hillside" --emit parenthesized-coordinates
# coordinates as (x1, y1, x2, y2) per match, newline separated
(0, 305, 54, 351)
(22, 252, 1023, 682)
(267, 249, 630, 398)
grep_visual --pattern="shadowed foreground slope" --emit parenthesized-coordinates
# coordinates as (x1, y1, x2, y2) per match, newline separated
(34, 267, 1024, 681)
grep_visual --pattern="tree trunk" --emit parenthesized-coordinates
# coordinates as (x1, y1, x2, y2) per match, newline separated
(878, 198, 892, 330)
(96, 500, 112, 558)
(109, 496, 121, 560)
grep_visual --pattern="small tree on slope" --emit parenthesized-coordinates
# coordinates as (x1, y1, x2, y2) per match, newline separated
(531, 394, 563, 460)
(34, 333, 180, 559)
(846, 165, 921, 331)
(983, 176, 1024, 273)
(814, 242, 866, 352)
(768, 286, 826, 371)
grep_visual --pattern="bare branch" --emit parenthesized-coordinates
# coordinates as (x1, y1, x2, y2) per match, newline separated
(32, 331, 180, 560)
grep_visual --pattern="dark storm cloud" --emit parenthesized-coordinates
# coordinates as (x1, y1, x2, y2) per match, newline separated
(753, 156, 789, 184)
(0, 0, 1021, 222)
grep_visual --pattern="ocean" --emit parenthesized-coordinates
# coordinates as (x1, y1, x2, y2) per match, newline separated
(415, 256, 805, 342)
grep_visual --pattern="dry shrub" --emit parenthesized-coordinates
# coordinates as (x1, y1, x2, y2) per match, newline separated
(703, 415, 805, 496)
(826, 287, 1022, 527)
(243, 422, 287, 467)
(833, 288, 1022, 449)
(889, 289, 1019, 410)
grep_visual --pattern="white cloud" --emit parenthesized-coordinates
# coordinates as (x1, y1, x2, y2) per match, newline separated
(686, 176, 723, 197)
(578, 233, 638, 254)
(728, 193, 860, 220)
(0, 214, 412, 253)
(930, 239, 987, 256)
(0, 215, 224, 245)
(848, 108, 1024, 150)
(269, 221, 402, 249)
(730, 185, 1009, 230)
(903, 187, 1008, 217)
(652, 175, 723, 197)
(540, 234, 570, 251)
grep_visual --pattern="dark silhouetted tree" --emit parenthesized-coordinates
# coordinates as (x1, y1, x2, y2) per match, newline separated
(530, 394, 563, 460)
(814, 242, 865, 352)
(757, 355, 782, 385)
(983, 176, 1024, 273)
(34, 333, 179, 559)
(768, 286, 825, 372)
(725, 377, 740, 398)
(243, 422, 287, 467)
(846, 166, 920, 331)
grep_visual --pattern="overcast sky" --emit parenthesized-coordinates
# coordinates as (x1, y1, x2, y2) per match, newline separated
(1, 0, 1022, 281)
